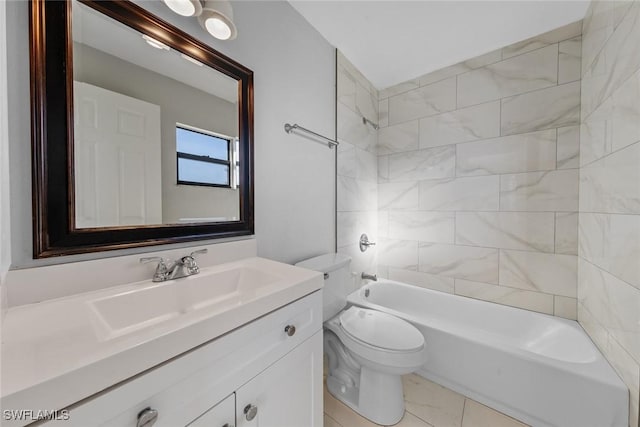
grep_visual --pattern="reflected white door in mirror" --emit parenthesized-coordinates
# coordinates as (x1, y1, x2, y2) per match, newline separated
(74, 82, 162, 228)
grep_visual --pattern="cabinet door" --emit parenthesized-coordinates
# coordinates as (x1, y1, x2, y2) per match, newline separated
(236, 331, 322, 427)
(187, 393, 235, 427)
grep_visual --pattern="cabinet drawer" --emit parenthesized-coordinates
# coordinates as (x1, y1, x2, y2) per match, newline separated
(187, 393, 234, 427)
(39, 291, 322, 427)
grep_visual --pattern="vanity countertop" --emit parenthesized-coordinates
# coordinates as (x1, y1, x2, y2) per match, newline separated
(0, 257, 322, 420)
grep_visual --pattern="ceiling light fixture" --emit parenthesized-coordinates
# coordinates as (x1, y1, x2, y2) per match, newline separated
(197, 0, 237, 41)
(161, 0, 202, 17)
(142, 35, 170, 50)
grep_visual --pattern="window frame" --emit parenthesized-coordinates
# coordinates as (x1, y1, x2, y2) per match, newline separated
(175, 124, 233, 189)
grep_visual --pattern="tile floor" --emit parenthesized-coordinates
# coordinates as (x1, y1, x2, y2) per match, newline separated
(324, 373, 529, 427)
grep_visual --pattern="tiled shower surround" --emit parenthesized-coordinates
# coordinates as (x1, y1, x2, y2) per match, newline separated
(579, 1, 640, 425)
(376, 21, 583, 319)
(336, 7, 639, 425)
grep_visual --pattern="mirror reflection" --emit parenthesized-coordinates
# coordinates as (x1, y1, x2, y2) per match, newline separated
(72, 0, 240, 228)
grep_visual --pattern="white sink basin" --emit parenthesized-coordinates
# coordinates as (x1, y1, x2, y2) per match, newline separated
(89, 265, 282, 338)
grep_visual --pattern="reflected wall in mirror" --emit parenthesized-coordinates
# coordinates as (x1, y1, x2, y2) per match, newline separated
(30, 0, 254, 258)
(72, 1, 240, 228)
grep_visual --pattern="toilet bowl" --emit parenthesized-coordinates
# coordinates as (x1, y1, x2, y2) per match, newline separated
(295, 254, 425, 425)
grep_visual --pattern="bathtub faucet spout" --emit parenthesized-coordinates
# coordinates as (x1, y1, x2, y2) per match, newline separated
(361, 272, 377, 281)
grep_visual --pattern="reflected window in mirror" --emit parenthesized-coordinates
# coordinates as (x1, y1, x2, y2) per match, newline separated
(176, 126, 234, 188)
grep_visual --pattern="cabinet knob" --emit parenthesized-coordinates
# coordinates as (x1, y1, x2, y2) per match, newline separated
(136, 408, 158, 427)
(284, 325, 296, 336)
(244, 404, 258, 421)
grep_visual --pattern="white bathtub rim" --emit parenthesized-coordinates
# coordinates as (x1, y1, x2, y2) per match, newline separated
(347, 282, 625, 389)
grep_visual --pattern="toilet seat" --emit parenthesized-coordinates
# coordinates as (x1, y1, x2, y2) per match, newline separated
(325, 308, 426, 373)
(339, 307, 424, 352)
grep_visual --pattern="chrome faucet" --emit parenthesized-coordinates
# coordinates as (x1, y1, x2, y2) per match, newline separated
(361, 272, 377, 281)
(140, 249, 208, 282)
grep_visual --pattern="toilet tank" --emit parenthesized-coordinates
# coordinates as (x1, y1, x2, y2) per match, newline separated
(295, 253, 351, 321)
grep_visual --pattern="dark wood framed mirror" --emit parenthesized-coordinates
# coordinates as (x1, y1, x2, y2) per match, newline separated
(30, 0, 254, 258)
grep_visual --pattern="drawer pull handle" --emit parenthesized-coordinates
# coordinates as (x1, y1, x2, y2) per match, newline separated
(136, 407, 158, 427)
(284, 325, 296, 336)
(244, 404, 258, 421)
(221, 424, 233, 427)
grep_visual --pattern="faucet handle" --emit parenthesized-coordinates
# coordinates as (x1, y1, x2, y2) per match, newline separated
(182, 249, 207, 275)
(189, 248, 208, 257)
(359, 234, 376, 252)
(140, 257, 170, 282)
(139, 256, 164, 265)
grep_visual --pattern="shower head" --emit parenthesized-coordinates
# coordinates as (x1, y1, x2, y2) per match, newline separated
(362, 116, 380, 130)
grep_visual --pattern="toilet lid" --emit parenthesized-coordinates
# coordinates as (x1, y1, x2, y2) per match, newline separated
(339, 307, 424, 352)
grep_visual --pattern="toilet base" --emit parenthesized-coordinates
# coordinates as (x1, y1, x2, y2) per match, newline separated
(359, 366, 405, 425)
(325, 330, 406, 425)
(327, 367, 405, 425)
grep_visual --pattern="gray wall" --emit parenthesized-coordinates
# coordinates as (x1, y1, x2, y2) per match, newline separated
(579, 2, 640, 425)
(1, 0, 10, 321)
(74, 42, 239, 223)
(375, 22, 582, 319)
(6, 0, 336, 270)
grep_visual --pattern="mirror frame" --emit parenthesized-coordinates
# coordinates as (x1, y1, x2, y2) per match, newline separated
(30, 0, 254, 258)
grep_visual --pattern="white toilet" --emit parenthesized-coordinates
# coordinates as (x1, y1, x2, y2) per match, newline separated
(296, 253, 425, 425)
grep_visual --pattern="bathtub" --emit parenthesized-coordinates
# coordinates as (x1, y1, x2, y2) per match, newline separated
(347, 280, 628, 427)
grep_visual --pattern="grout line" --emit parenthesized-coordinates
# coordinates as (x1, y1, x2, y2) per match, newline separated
(452, 201, 457, 243)
(555, 128, 560, 168)
(453, 142, 457, 178)
(553, 210, 558, 254)
(556, 41, 561, 87)
(388, 113, 565, 150)
(460, 398, 468, 427)
(499, 97, 503, 137)
(497, 248, 502, 286)
(580, 256, 640, 296)
(579, 138, 640, 169)
(455, 74, 459, 110)
(325, 413, 343, 427)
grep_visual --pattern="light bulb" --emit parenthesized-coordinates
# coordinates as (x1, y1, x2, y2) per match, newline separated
(197, 1, 237, 40)
(205, 17, 232, 40)
(162, 0, 202, 17)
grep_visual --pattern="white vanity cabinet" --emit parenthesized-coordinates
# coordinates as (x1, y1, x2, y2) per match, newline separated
(39, 291, 323, 427)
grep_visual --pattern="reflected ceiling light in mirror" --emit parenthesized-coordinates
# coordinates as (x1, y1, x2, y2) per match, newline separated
(162, 0, 202, 17)
(142, 35, 170, 50)
(197, 1, 237, 40)
(180, 53, 204, 66)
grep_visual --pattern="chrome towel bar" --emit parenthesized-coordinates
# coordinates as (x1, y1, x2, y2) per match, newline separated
(284, 123, 339, 148)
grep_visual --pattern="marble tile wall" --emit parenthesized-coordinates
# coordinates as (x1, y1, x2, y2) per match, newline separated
(376, 21, 583, 320)
(579, 2, 640, 425)
(336, 51, 379, 290)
